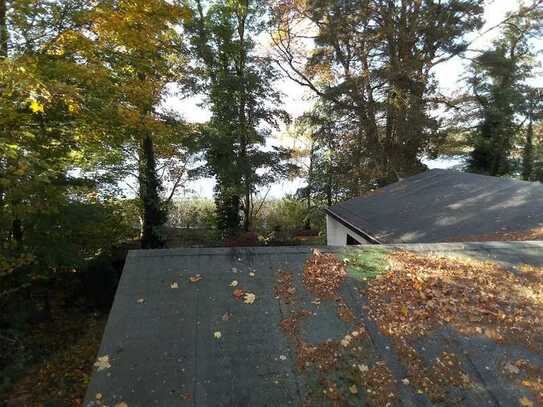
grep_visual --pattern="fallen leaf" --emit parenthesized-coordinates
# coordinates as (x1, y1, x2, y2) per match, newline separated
(279, 355, 287, 361)
(94, 355, 111, 371)
(213, 331, 222, 339)
(229, 280, 238, 287)
(249, 272, 255, 277)
(136, 298, 145, 304)
(170, 282, 179, 289)
(402, 378, 410, 385)
(349, 384, 358, 394)
(114, 403, 128, 407)
(95, 393, 103, 400)
(504, 362, 520, 375)
(189, 274, 202, 283)
(401, 305, 408, 317)
(243, 292, 256, 304)
(340, 334, 352, 347)
(519, 396, 534, 407)
(357, 364, 368, 373)
(233, 288, 244, 300)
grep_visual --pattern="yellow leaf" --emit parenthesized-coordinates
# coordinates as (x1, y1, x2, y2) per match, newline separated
(519, 396, 534, 407)
(30, 99, 44, 113)
(68, 101, 78, 113)
(189, 274, 202, 283)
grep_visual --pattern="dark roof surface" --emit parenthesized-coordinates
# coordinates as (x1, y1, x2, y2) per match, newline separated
(326, 169, 543, 243)
(85, 243, 543, 406)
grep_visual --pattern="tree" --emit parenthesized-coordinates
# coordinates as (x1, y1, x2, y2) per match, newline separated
(467, 7, 541, 176)
(271, 0, 484, 192)
(290, 103, 355, 214)
(522, 89, 543, 180)
(0, 0, 137, 297)
(1, 0, 193, 301)
(87, 0, 190, 248)
(185, 0, 291, 236)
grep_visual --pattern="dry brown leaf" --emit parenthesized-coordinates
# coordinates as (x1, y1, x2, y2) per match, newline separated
(232, 288, 244, 300)
(189, 274, 202, 283)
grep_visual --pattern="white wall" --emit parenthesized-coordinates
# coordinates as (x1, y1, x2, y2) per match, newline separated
(326, 215, 369, 246)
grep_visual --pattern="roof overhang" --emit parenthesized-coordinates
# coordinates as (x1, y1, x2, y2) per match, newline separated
(324, 208, 382, 245)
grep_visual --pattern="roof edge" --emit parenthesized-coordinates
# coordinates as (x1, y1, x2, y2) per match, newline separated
(324, 208, 382, 245)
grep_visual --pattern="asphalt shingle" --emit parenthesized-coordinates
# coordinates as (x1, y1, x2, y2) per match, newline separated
(84, 243, 543, 406)
(326, 169, 543, 243)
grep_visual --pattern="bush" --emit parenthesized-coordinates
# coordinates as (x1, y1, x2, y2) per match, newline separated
(168, 198, 217, 229)
(254, 198, 325, 244)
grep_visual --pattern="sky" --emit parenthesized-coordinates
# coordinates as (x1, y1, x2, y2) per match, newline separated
(161, 1, 541, 199)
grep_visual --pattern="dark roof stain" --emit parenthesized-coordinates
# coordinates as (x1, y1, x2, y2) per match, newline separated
(326, 169, 543, 243)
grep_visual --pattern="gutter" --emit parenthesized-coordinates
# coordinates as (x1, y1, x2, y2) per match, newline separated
(324, 208, 382, 245)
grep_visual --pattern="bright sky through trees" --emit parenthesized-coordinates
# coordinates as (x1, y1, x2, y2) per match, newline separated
(162, 0, 541, 198)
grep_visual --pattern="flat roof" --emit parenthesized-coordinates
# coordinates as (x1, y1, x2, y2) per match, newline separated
(84, 243, 543, 406)
(326, 169, 543, 243)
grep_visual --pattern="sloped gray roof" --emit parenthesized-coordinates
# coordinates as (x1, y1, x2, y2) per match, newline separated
(326, 169, 543, 243)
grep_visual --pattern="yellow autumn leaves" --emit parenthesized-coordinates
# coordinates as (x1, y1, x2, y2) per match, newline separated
(29, 99, 44, 113)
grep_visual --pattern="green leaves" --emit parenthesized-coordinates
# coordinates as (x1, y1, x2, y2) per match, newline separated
(185, 0, 291, 235)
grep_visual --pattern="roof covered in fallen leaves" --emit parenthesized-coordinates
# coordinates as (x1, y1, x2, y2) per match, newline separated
(84, 243, 543, 406)
(326, 169, 543, 243)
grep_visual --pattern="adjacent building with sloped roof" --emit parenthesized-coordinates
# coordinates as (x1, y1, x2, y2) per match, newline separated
(325, 169, 543, 245)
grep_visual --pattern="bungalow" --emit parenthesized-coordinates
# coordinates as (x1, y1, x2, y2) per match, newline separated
(325, 169, 543, 246)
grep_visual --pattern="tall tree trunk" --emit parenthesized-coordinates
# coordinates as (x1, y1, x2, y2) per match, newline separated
(139, 133, 165, 249)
